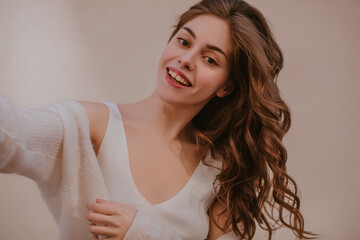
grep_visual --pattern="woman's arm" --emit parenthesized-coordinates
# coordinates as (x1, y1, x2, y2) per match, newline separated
(0, 96, 63, 185)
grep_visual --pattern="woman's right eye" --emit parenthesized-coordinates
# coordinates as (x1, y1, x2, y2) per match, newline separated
(177, 38, 189, 47)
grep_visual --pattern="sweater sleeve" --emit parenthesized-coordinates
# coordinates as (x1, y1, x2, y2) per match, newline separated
(0, 96, 64, 190)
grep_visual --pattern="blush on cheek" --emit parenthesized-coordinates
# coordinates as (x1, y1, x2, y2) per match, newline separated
(160, 44, 174, 61)
(203, 74, 226, 87)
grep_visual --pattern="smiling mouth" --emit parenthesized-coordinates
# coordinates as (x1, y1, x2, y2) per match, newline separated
(167, 68, 192, 87)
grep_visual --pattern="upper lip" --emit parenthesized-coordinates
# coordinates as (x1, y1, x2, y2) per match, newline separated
(167, 67, 192, 86)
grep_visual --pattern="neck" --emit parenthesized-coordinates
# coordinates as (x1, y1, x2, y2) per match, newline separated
(126, 92, 206, 142)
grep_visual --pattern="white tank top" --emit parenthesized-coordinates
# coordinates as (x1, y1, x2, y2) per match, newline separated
(97, 102, 221, 240)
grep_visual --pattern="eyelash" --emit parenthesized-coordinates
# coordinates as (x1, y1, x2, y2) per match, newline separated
(176, 37, 218, 66)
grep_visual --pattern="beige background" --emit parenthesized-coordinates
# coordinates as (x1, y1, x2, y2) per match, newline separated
(0, 0, 359, 239)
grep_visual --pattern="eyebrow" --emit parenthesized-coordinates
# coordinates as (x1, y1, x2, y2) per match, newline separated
(182, 26, 228, 59)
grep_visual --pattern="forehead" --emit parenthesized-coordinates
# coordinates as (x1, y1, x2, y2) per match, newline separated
(180, 14, 232, 54)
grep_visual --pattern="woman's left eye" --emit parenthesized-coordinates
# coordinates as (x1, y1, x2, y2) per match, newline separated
(205, 56, 218, 65)
(177, 38, 189, 47)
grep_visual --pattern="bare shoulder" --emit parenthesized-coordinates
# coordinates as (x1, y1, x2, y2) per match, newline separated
(207, 201, 234, 240)
(76, 101, 109, 155)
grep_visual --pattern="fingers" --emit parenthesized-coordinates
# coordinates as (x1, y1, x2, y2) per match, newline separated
(86, 199, 134, 216)
(96, 198, 108, 204)
(89, 224, 117, 237)
(86, 211, 113, 226)
(86, 200, 117, 215)
(90, 223, 99, 239)
(86, 199, 137, 239)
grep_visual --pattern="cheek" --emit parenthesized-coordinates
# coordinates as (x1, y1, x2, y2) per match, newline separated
(157, 47, 171, 75)
(198, 70, 228, 90)
(159, 43, 177, 65)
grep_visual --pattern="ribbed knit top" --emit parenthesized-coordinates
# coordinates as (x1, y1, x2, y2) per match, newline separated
(97, 102, 221, 240)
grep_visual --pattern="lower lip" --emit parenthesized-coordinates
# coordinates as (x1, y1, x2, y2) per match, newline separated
(165, 70, 189, 89)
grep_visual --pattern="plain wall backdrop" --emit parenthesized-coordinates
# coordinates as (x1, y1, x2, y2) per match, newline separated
(0, 0, 359, 239)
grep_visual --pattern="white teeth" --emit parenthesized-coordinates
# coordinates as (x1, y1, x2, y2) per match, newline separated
(168, 70, 190, 86)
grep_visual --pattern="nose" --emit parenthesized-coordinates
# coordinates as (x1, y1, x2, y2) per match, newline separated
(178, 49, 196, 71)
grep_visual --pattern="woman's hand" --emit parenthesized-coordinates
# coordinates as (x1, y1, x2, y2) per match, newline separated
(86, 198, 137, 240)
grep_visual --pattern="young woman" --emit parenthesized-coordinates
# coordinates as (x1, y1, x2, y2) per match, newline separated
(0, 0, 314, 239)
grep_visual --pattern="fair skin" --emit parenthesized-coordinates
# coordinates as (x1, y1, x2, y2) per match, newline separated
(81, 14, 233, 239)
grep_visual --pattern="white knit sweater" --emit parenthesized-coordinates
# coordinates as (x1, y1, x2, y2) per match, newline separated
(0, 97, 237, 240)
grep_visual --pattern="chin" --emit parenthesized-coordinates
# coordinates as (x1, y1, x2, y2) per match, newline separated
(154, 72, 179, 103)
(155, 86, 181, 105)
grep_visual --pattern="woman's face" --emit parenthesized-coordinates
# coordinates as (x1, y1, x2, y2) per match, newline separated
(156, 14, 232, 108)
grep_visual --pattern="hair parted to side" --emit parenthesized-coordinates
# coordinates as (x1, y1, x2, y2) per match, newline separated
(169, 0, 316, 239)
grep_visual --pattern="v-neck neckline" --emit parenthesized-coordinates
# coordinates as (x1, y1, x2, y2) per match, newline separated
(113, 103, 202, 207)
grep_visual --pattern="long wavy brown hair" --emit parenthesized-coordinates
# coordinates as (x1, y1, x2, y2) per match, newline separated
(168, 0, 315, 239)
